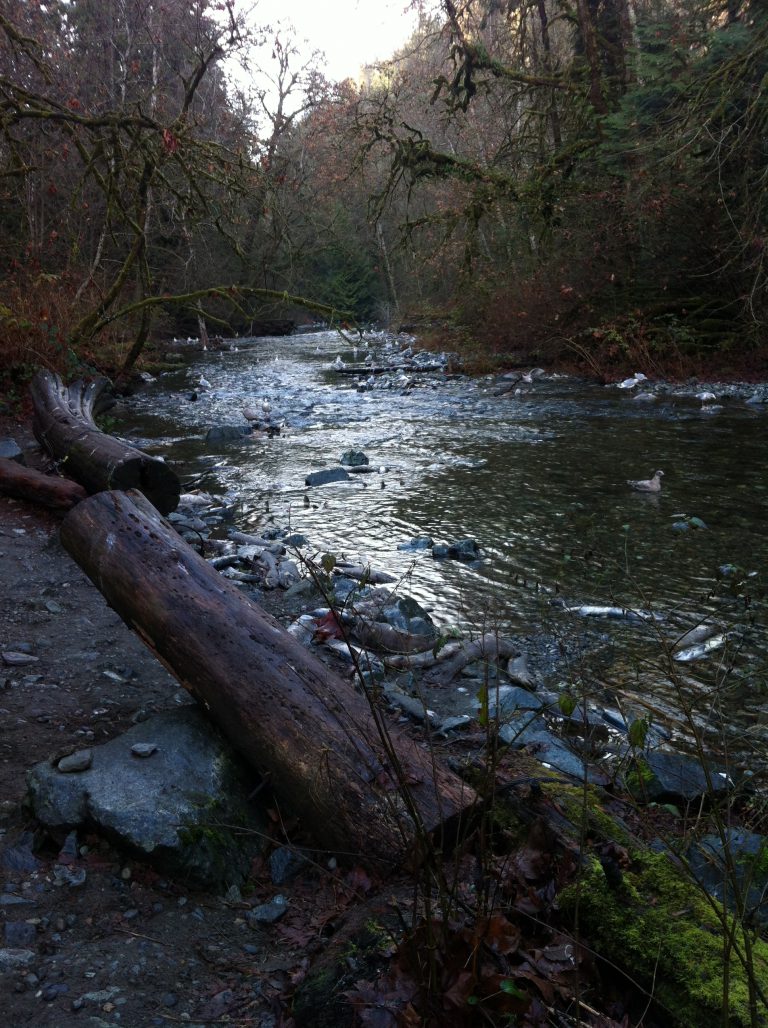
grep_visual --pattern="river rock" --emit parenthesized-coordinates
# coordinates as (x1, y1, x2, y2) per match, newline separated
(305, 467, 351, 487)
(628, 750, 731, 804)
(1, 651, 39, 666)
(0, 948, 35, 970)
(432, 538, 482, 562)
(0, 438, 24, 463)
(26, 707, 266, 890)
(339, 449, 369, 467)
(687, 828, 768, 927)
(397, 535, 434, 551)
(488, 685, 546, 720)
(378, 596, 435, 636)
(57, 749, 93, 773)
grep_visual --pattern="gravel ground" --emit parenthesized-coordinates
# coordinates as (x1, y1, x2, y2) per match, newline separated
(0, 416, 346, 1028)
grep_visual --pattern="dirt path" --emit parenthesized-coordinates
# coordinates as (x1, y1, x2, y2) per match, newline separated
(0, 418, 331, 1027)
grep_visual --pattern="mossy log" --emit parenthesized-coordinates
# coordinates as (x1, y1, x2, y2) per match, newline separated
(0, 457, 88, 510)
(59, 489, 477, 867)
(30, 370, 180, 515)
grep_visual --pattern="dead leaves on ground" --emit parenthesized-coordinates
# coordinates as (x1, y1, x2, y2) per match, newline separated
(341, 817, 621, 1027)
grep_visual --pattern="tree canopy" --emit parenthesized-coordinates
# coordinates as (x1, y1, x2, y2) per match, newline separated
(1, 0, 765, 387)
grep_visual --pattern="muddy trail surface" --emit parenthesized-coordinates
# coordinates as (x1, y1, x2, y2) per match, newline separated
(0, 415, 384, 1028)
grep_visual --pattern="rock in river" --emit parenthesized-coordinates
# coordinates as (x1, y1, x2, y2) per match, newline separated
(305, 467, 351, 487)
(339, 449, 369, 467)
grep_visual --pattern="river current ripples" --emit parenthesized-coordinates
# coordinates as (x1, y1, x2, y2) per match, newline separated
(113, 329, 768, 767)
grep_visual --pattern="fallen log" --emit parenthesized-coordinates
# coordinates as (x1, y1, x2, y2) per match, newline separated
(0, 458, 88, 511)
(59, 490, 477, 867)
(30, 370, 180, 515)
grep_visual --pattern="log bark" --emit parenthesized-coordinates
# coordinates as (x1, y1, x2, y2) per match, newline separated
(0, 458, 88, 511)
(60, 490, 477, 867)
(30, 370, 180, 515)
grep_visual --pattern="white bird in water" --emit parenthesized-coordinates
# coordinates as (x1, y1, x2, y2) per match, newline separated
(198, 374, 211, 390)
(697, 391, 717, 404)
(616, 372, 647, 390)
(332, 355, 345, 371)
(627, 469, 664, 492)
(262, 396, 272, 415)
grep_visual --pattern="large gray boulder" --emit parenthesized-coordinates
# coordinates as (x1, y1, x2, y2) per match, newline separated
(26, 707, 266, 890)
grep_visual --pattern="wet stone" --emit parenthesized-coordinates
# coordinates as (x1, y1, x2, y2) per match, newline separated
(397, 535, 434, 551)
(269, 846, 308, 885)
(339, 449, 369, 467)
(42, 982, 69, 1001)
(629, 750, 731, 804)
(305, 467, 351, 487)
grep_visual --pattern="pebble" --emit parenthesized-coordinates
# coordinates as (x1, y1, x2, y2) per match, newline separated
(57, 749, 93, 773)
(161, 992, 178, 1007)
(246, 894, 289, 925)
(130, 742, 158, 758)
(41, 982, 69, 1001)
(1, 652, 39, 666)
(52, 865, 87, 887)
(0, 948, 35, 969)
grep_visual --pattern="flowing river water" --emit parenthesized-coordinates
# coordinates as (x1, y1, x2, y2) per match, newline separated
(112, 329, 768, 773)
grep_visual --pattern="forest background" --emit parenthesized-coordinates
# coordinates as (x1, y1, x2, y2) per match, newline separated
(1, 0, 766, 397)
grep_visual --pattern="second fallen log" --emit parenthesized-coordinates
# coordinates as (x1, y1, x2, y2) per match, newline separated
(30, 370, 180, 515)
(0, 458, 88, 511)
(59, 489, 477, 867)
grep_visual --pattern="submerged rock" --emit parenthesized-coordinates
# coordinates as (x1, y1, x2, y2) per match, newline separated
(205, 425, 251, 443)
(397, 535, 434, 552)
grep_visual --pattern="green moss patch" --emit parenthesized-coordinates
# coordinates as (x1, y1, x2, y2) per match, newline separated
(559, 851, 768, 1026)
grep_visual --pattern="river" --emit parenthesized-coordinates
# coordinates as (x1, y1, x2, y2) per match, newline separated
(112, 329, 767, 770)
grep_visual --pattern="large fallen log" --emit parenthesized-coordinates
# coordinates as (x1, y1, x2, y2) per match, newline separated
(0, 458, 88, 511)
(60, 490, 477, 867)
(30, 371, 180, 515)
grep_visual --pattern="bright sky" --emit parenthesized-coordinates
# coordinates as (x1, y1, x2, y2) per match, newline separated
(253, 0, 421, 83)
